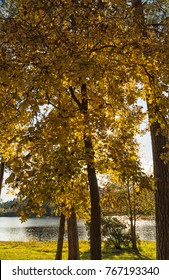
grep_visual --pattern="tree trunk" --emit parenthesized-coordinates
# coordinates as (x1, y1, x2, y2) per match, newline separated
(130, 218, 137, 250)
(69, 85, 102, 259)
(55, 212, 65, 260)
(131, 0, 169, 259)
(0, 161, 5, 195)
(127, 183, 137, 250)
(82, 84, 101, 260)
(149, 121, 169, 259)
(67, 208, 80, 260)
(84, 137, 102, 260)
(132, 185, 138, 250)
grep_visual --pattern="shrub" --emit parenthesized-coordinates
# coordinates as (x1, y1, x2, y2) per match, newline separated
(102, 217, 131, 249)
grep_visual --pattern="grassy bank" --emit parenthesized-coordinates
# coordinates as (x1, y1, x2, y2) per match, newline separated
(0, 240, 156, 260)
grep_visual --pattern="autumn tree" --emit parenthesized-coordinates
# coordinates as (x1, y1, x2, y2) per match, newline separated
(5, 106, 91, 259)
(0, 0, 138, 259)
(0, 0, 162, 259)
(115, 177, 154, 250)
(130, 0, 169, 259)
(101, 134, 154, 250)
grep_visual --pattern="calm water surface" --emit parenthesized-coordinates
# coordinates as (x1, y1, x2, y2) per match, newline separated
(0, 217, 155, 242)
(0, 217, 86, 241)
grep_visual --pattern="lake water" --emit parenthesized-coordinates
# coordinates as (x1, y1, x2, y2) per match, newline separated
(0, 217, 156, 242)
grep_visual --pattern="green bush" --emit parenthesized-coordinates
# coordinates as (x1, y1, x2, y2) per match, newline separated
(102, 217, 131, 249)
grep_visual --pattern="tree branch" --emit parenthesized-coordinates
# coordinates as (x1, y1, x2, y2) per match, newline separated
(69, 86, 82, 109)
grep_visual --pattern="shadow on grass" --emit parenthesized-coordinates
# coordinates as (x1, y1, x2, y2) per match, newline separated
(80, 247, 149, 260)
(81, 250, 90, 260)
(103, 247, 149, 260)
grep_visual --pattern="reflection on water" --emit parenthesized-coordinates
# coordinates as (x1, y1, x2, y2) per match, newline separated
(0, 217, 86, 242)
(0, 217, 155, 242)
(136, 220, 156, 241)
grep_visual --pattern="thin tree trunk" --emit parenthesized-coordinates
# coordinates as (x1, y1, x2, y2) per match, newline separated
(127, 183, 137, 250)
(132, 184, 137, 250)
(55, 212, 65, 260)
(0, 161, 5, 195)
(130, 213, 137, 250)
(67, 208, 80, 260)
(69, 85, 102, 260)
(130, 219, 137, 250)
(81, 83, 101, 260)
(131, 0, 169, 259)
(84, 136, 102, 259)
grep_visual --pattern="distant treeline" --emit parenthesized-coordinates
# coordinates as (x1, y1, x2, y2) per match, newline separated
(0, 199, 57, 217)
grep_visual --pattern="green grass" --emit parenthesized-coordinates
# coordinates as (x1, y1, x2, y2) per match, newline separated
(0, 240, 156, 260)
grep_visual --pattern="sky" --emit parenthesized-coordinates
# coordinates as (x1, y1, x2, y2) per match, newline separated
(137, 131, 153, 172)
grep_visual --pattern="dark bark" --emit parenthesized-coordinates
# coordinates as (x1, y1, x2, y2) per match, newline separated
(149, 120, 169, 259)
(81, 84, 101, 259)
(69, 85, 102, 259)
(131, 0, 147, 36)
(127, 183, 137, 250)
(131, 0, 169, 259)
(81, 84, 102, 260)
(67, 208, 80, 260)
(130, 220, 137, 250)
(84, 137, 102, 260)
(0, 161, 5, 194)
(55, 213, 65, 260)
(132, 186, 137, 250)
